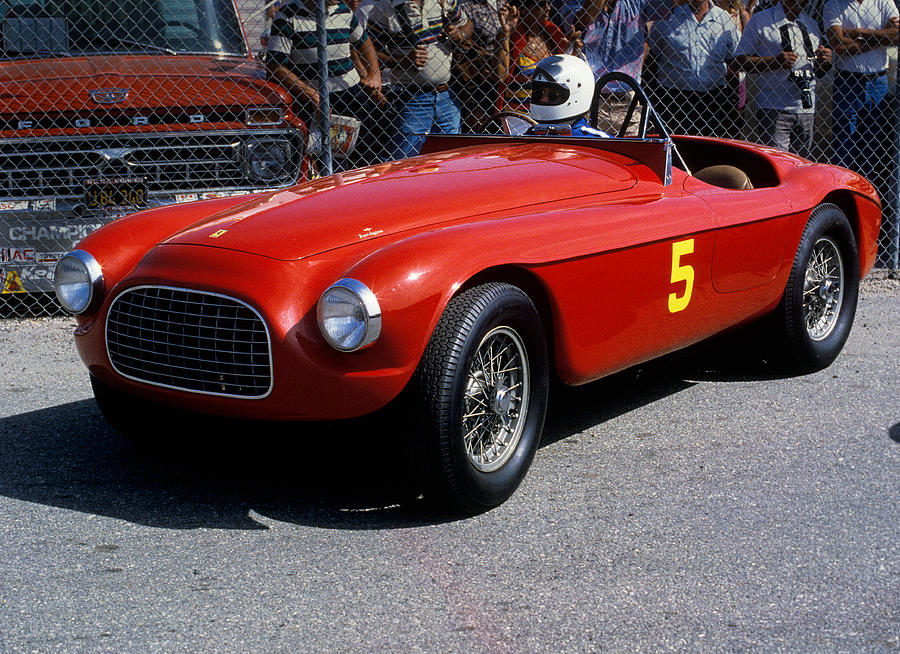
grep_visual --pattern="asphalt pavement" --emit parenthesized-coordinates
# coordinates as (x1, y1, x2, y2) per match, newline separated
(1, 277, 897, 653)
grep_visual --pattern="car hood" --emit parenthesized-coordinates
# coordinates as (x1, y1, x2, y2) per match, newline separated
(163, 142, 639, 260)
(0, 56, 286, 115)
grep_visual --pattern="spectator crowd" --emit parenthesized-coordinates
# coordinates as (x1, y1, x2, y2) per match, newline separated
(261, 0, 898, 193)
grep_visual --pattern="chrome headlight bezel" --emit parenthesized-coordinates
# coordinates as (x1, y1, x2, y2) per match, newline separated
(245, 106, 285, 127)
(53, 249, 103, 315)
(244, 139, 292, 182)
(317, 279, 382, 352)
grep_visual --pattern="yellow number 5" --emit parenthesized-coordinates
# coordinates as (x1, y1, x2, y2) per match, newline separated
(668, 239, 694, 313)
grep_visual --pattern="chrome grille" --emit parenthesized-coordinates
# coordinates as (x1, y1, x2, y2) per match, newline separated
(106, 286, 272, 398)
(0, 130, 301, 198)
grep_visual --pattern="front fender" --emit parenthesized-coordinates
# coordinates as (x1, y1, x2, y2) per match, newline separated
(72, 194, 269, 323)
(335, 218, 550, 384)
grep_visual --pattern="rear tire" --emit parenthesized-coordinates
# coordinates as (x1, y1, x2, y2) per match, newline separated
(411, 283, 549, 513)
(777, 203, 859, 372)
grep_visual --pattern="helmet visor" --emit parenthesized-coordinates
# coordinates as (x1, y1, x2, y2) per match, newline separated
(531, 81, 570, 107)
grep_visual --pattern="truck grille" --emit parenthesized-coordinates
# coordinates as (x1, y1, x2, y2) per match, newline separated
(106, 286, 272, 398)
(0, 130, 300, 198)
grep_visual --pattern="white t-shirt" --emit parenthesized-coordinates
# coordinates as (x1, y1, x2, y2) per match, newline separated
(823, 0, 899, 73)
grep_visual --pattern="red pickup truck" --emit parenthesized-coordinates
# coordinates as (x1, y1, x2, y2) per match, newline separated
(0, 0, 306, 310)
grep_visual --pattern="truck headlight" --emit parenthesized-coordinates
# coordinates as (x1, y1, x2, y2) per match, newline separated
(246, 140, 291, 181)
(317, 279, 381, 352)
(54, 250, 103, 314)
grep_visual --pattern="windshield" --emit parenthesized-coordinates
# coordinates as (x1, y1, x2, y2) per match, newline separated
(0, 0, 248, 59)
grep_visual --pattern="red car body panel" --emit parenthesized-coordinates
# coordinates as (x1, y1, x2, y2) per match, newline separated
(163, 144, 640, 259)
(70, 135, 882, 421)
(0, 56, 298, 138)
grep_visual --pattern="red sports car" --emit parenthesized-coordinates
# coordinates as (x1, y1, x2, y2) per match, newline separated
(55, 76, 881, 512)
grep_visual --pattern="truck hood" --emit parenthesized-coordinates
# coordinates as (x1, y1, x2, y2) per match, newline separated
(162, 141, 640, 260)
(0, 56, 287, 115)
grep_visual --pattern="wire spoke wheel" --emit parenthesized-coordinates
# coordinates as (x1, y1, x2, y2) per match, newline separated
(777, 203, 859, 372)
(462, 326, 530, 472)
(412, 283, 549, 512)
(802, 236, 844, 342)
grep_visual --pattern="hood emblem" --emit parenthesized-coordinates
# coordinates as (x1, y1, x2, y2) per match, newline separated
(89, 88, 129, 104)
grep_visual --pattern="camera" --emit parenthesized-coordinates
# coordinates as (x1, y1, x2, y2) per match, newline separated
(789, 67, 815, 109)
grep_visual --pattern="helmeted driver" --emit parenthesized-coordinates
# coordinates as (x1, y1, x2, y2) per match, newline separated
(529, 54, 610, 137)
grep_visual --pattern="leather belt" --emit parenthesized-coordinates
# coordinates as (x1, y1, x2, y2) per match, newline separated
(836, 70, 888, 81)
(407, 83, 450, 94)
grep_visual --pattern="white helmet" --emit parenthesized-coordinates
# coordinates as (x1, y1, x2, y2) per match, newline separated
(530, 54, 594, 124)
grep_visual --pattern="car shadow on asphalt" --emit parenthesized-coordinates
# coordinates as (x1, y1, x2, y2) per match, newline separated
(0, 333, 791, 531)
(541, 325, 799, 448)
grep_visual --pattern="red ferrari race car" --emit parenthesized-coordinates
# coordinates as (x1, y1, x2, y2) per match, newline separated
(55, 74, 881, 513)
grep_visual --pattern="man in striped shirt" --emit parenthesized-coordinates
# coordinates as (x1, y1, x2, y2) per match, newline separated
(368, 0, 473, 159)
(266, 0, 387, 167)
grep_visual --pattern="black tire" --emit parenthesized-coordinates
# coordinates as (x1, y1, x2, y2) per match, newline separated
(411, 283, 549, 513)
(777, 203, 860, 372)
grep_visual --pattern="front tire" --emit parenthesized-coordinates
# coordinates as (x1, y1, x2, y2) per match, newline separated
(412, 283, 549, 513)
(778, 203, 860, 372)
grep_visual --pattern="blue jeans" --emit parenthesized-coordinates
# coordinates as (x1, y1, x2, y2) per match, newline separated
(831, 71, 890, 173)
(390, 87, 461, 160)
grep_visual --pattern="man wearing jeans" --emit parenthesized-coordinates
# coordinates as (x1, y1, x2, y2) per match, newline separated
(368, 0, 473, 159)
(823, 0, 898, 173)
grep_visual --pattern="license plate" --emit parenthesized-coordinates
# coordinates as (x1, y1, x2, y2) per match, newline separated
(84, 177, 148, 211)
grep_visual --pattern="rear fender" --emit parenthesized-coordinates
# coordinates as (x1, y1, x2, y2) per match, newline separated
(780, 165, 881, 279)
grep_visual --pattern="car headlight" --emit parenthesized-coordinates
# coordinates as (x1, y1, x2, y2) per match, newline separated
(317, 279, 381, 352)
(54, 250, 103, 314)
(246, 140, 291, 181)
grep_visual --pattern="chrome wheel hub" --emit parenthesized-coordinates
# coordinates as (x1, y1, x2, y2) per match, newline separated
(493, 384, 512, 415)
(803, 236, 844, 341)
(462, 326, 530, 472)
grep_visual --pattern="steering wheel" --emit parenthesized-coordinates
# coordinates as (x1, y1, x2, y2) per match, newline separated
(589, 71, 691, 173)
(477, 110, 538, 135)
(589, 72, 661, 139)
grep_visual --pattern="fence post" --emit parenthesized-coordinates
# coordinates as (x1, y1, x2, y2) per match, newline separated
(316, 0, 333, 176)
(892, 89, 899, 276)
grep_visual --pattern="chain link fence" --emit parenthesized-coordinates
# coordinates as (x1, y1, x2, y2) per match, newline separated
(1, 0, 897, 317)
(0, 0, 307, 316)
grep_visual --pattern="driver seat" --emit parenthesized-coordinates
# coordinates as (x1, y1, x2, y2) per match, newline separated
(693, 165, 753, 190)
